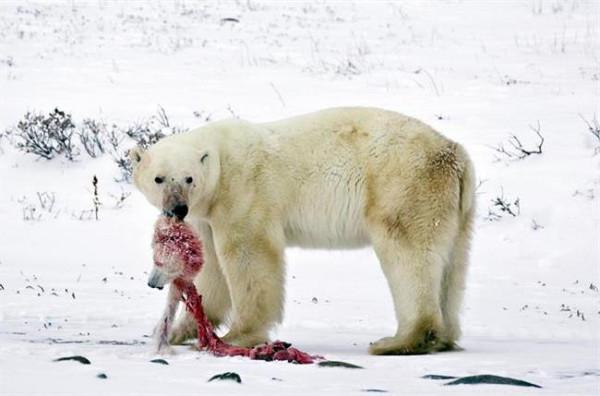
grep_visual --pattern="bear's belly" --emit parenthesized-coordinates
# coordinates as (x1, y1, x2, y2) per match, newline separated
(282, 189, 370, 249)
(284, 222, 370, 249)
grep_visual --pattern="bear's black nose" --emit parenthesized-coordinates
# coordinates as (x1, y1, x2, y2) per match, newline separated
(172, 204, 188, 220)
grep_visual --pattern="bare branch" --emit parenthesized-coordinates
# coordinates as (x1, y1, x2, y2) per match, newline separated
(579, 114, 600, 153)
(485, 188, 520, 221)
(269, 82, 286, 108)
(156, 105, 170, 128)
(92, 176, 101, 220)
(493, 121, 544, 160)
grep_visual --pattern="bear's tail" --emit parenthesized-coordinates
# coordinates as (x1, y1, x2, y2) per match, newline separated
(456, 144, 476, 220)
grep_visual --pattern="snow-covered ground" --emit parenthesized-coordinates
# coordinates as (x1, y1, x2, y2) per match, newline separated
(0, 1, 599, 395)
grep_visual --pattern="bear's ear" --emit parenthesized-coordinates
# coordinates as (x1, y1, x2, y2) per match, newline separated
(128, 146, 145, 166)
(200, 151, 209, 164)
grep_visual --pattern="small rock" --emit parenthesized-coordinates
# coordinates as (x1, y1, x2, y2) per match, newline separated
(318, 360, 363, 369)
(362, 389, 388, 393)
(150, 358, 169, 365)
(444, 374, 542, 388)
(54, 355, 91, 365)
(97, 373, 107, 379)
(208, 372, 242, 383)
(422, 374, 457, 380)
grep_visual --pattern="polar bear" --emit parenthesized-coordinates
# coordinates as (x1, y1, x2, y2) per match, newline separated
(130, 107, 476, 355)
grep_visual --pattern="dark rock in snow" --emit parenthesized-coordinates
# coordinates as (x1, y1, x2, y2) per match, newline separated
(422, 374, 457, 380)
(54, 355, 91, 364)
(150, 358, 169, 365)
(96, 373, 107, 379)
(444, 374, 542, 388)
(208, 372, 242, 383)
(361, 389, 388, 393)
(318, 360, 363, 369)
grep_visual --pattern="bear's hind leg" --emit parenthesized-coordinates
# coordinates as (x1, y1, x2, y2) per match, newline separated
(440, 207, 474, 349)
(368, 231, 447, 355)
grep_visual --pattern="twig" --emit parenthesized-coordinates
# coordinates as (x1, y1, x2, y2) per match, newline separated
(227, 105, 239, 119)
(494, 121, 545, 159)
(110, 189, 131, 209)
(579, 114, 600, 153)
(92, 176, 101, 220)
(156, 106, 170, 128)
(485, 188, 520, 221)
(269, 82, 286, 108)
(421, 69, 441, 96)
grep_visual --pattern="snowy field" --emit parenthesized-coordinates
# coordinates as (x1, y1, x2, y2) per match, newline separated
(0, 0, 599, 395)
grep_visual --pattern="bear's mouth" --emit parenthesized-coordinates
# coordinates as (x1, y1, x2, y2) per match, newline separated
(163, 203, 188, 220)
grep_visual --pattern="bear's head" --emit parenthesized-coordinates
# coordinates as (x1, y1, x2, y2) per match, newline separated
(129, 139, 219, 220)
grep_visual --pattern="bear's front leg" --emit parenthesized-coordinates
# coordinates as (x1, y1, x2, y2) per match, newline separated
(215, 227, 285, 348)
(169, 222, 231, 345)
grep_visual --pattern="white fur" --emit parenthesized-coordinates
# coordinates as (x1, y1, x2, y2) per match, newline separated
(132, 107, 476, 354)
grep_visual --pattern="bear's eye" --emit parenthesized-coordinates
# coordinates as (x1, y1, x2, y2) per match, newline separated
(154, 176, 164, 184)
(185, 177, 193, 184)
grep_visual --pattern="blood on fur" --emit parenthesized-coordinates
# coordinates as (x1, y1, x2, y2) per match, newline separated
(152, 216, 318, 364)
